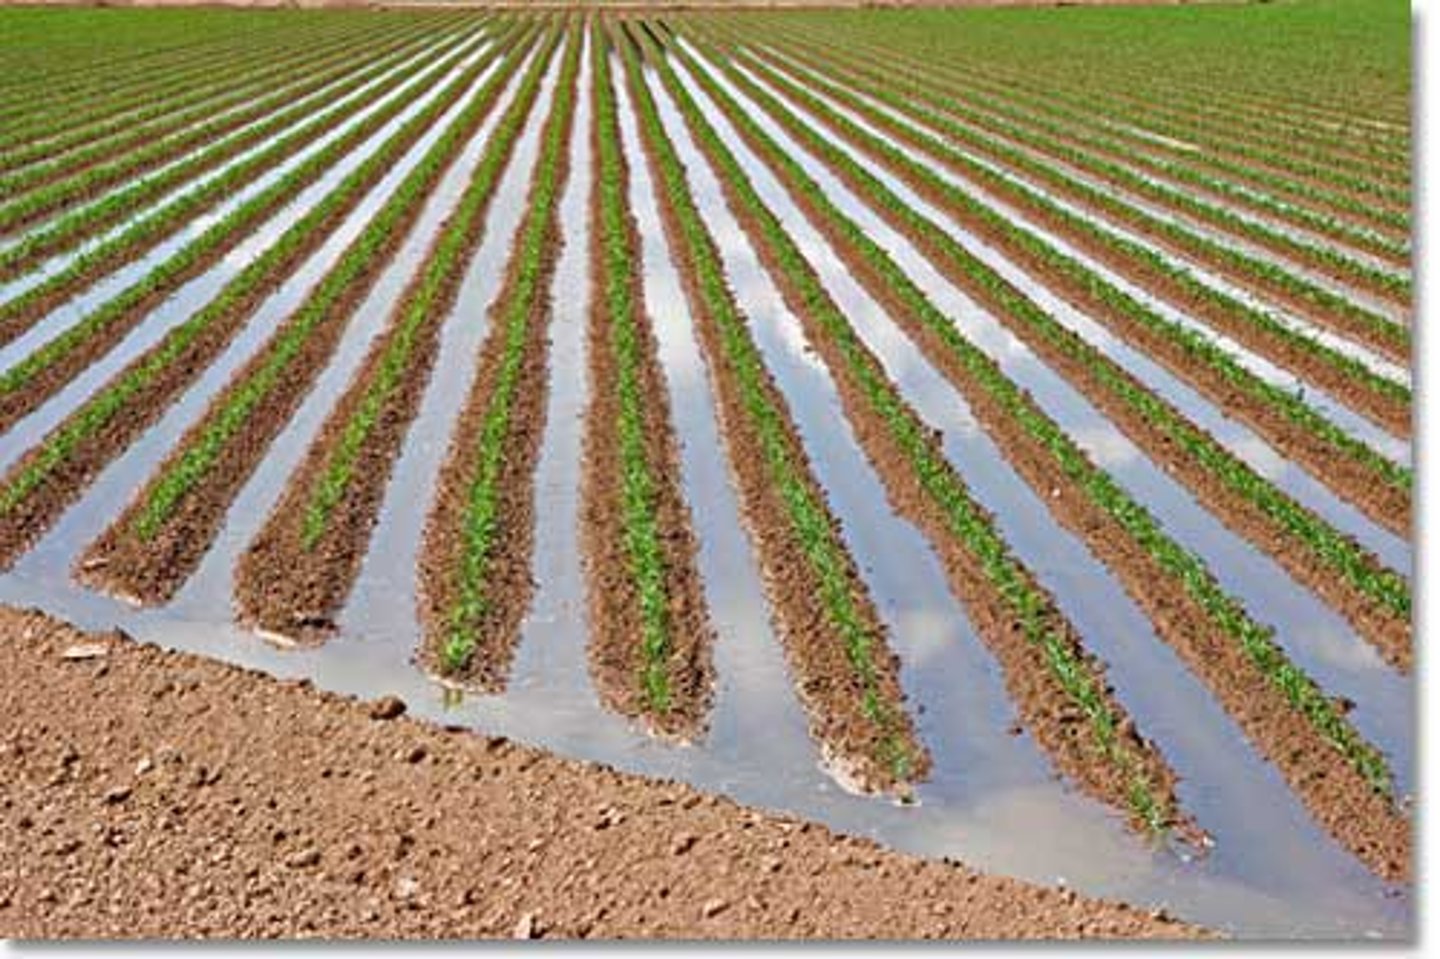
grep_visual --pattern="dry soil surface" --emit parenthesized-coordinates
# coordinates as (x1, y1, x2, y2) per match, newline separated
(0, 604, 1203, 939)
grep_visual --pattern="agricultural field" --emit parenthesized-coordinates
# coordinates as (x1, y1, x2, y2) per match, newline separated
(0, 0, 1414, 939)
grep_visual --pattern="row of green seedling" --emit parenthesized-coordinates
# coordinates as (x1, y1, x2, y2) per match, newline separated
(0, 13, 402, 159)
(0, 29, 518, 517)
(0, 20, 475, 283)
(0, 29, 495, 407)
(439, 24, 581, 676)
(681, 32, 1395, 797)
(0, 24, 461, 236)
(737, 39, 1411, 356)
(713, 43, 1411, 502)
(676, 29, 1408, 649)
(298, 26, 559, 551)
(660, 28, 1166, 824)
(124, 26, 536, 559)
(0, 16, 439, 198)
(731, 33, 1412, 414)
(590, 24, 684, 714)
(766, 16, 1411, 220)
(621, 25, 921, 780)
(762, 26, 1408, 262)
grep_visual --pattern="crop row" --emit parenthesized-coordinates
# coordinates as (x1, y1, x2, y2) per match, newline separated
(0, 12, 408, 160)
(725, 35, 1412, 436)
(0, 24, 519, 571)
(0, 29, 492, 431)
(76, 25, 539, 608)
(760, 27, 1408, 268)
(233, 24, 557, 640)
(0, 21, 470, 283)
(0, 25, 467, 239)
(642, 24, 1182, 829)
(617, 22, 930, 791)
(732, 38, 1410, 363)
(701, 39, 1411, 539)
(749, 14, 1409, 237)
(0, 16, 443, 199)
(665, 25, 1410, 668)
(670, 25, 1409, 880)
(788, 14, 1412, 209)
(418, 22, 603, 703)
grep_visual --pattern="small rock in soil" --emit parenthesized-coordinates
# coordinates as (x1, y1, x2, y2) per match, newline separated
(702, 898, 729, 919)
(368, 696, 407, 721)
(513, 912, 538, 939)
(61, 644, 108, 661)
(286, 848, 322, 870)
(102, 786, 132, 805)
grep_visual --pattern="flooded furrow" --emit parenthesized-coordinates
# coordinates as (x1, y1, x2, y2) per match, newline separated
(756, 41, 1409, 283)
(610, 56, 819, 779)
(691, 46, 1414, 794)
(651, 53, 1145, 819)
(717, 51, 1409, 472)
(0, 43, 519, 598)
(680, 44, 1408, 575)
(0, 41, 497, 477)
(737, 51, 1413, 412)
(0, 31, 488, 374)
(665, 39, 1411, 931)
(0, 29, 470, 308)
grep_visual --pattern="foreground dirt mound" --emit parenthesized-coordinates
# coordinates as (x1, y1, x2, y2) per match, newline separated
(0, 605, 1201, 939)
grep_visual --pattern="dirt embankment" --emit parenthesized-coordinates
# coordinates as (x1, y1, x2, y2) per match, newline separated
(0, 605, 1205, 939)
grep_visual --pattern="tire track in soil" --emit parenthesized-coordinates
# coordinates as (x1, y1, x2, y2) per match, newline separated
(413, 25, 584, 696)
(667, 30, 1411, 881)
(75, 29, 535, 608)
(578, 25, 715, 741)
(234, 28, 559, 646)
(647, 27, 1187, 838)
(611, 21, 924, 793)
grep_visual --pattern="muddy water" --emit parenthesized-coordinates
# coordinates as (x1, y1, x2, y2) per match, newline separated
(723, 51, 1412, 461)
(0, 32, 490, 376)
(0, 41, 497, 477)
(665, 49, 1408, 939)
(695, 47, 1415, 796)
(0, 30, 475, 308)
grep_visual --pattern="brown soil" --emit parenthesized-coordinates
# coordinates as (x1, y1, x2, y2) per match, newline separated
(0, 45, 494, 576)
(728, 48, 1411, 540)
(0, 604, 1205, 939)
(578, 40, 715, 742)
(0, 22, 442, 284)
(78, 34, 521, 608)
(724, 37, 1411, 671)
(414, 33, 579, 694)
(687, 38, 1413, 880)
(614, 26, 925, 791)
(234, 35, 547, 644)
(751, 37, 1413, 428)
(655, 38, 1188, 837)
